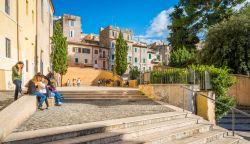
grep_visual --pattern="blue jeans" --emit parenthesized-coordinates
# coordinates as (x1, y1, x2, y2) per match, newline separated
(52, 92, 62, 104)
(33, 92, 46, 108)
(13, 80, 22, 100)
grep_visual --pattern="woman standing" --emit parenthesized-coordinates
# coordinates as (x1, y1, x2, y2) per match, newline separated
(12, 61, 24, 101)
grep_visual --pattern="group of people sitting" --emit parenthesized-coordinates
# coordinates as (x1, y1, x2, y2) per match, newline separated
(11, 61, 62, 110)
(26, 73, 63, 110)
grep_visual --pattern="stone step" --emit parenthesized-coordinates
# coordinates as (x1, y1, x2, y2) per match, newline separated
(3, 112, 188, 144)
(167, 129, 227, 144)
(43, 132, 123, 144)
(44, 118, 199, 144)
(222, 114, 250, 118)
(208, 136, 240, 144)
(59, 91, 142, 94)
(63, 98, 149, 100)
(219, 123, 250, 131)
(114, 118, 199, 139)
(219, 118, 250, 124)
(123, 123, 213, 143)
(61, 94, 145, 97)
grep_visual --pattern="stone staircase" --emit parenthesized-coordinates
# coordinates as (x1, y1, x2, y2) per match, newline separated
(219, 106, 250, 131)
(60, 90, 149, 100)
(2, 89, 249, 144)
(3, 112, 248, 144)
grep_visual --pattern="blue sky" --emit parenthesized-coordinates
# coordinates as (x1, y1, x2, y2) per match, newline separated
(53, 0, 179, 43)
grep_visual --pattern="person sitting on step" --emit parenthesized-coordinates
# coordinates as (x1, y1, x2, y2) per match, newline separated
(48, 80, 63, 106)
(26, 74, 46, 110)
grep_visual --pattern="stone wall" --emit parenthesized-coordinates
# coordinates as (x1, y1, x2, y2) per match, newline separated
(139, 84, 196, 112)
(0, 96, 37, 141)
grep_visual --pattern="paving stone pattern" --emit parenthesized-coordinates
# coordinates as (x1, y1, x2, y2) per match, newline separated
(14, 100, 173, 132)
(0, 91, 14, 111)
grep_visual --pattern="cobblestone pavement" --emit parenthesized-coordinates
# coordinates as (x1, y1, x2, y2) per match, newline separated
(14, 100, 173, 132)
(0, 91, 14, 111)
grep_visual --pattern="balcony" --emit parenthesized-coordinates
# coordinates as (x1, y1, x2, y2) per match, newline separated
(99, 55, 107, 59)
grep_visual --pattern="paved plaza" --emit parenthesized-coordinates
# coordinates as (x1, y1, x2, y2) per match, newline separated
(0, 91, 14, 111)
(14, 99, 173, 132)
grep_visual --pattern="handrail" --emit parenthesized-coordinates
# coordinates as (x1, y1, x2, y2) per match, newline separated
(182, 86, 250, 117)
(181, 85, 250, 136)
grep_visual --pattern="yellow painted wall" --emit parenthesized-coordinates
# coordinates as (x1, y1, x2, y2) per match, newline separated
(0, 0, 54, 90)
(196, 91, 216, 124)
(62, 67, 123, 86)
(129, 80, 138, 88)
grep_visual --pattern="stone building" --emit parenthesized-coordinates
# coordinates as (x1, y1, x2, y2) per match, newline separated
(99, 26, 133, 70)
(58, 14, 108, 69)
(0, 0, 54, 90)
(149, 42, 171, 66)
(128, 42, 151, 72)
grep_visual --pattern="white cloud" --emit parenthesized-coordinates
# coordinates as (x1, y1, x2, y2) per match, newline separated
(135, 7, 174, 44)
(234, 0, 250, 11)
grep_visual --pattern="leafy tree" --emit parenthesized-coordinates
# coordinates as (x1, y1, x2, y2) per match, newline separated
(168, 5, 199, 50)
(201, 5, 250, 75)
(170, 46, 195, 67)
(129, 66, 140, 80)
(168, 0, 246, 50)
(115, 32, 128, 76)
(51, 21, 68, 86)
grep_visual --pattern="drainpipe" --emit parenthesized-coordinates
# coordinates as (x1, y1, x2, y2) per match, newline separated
(35, 0, 38, 73)
(16, 0, 20, 60)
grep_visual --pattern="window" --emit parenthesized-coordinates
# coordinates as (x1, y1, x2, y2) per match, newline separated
(112, 31, 115, 37)
(82, 48, 90, 54)
(26, 60, 29, 72)
(135, 57, 138, 63)
(69, 30, 74, 38)
(129, 56, 132, 62)
(95, 60, 97, 64)
(112, 42, 115, 48)
(26, 0, 29, 16)
(5, 38, 11, 58)
(127, 35, 130, 40)
(75, 58, 78, 63)
(94, 50, 98, 54)
(103, 51, 106, 57)
(69, 20, 75, 27)
(41, 0, 44, 23)
(84, 59, 88, 64)
(112, 54, 115, 60)
(5, 0, 10, 15)
(32, 10, 34, 23)
(143, 58, 146, 63)
(143, 67, 146, 71)
(149, 54, 152, 59)
(134, 48, 137, 53)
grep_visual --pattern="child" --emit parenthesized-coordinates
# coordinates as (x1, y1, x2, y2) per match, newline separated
(49, 81, 63, 106)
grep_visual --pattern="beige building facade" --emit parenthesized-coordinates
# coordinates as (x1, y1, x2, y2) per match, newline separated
(99, 26, 133, 70)
(0, 0, 54, 90)
(58, 14, 109, 70)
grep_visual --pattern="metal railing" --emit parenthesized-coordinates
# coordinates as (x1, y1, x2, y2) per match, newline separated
(182, 86, 250, 136)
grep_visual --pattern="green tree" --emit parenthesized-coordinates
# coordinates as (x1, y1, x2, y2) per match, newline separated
(129, 66, 140, 80)
(170, 46, 195, 67)
(168, 0, 246, 50)
(201, 5, 250, 75)
(115, 32, 128, 76)
(168, 5, 199, 50)
(51, 21, 68, 86)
